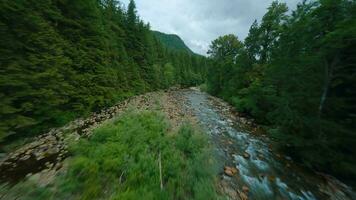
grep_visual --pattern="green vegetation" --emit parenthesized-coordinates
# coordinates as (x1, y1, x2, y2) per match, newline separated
(206, 0, 356, 185)
(153, 31, 193, 53)
(0, 111, 220, 199)
(0, 0, 208, 143)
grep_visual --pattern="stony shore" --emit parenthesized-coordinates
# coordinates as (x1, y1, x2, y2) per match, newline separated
(0, 90, 167, 184)
(1, 88, 355, 200)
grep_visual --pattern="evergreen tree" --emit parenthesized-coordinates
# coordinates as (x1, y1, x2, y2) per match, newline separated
(0, 0, 208, 143)
(206, 0, 356, 184)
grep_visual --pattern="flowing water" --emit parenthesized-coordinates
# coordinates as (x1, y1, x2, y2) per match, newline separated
(183, 89, 355, 200)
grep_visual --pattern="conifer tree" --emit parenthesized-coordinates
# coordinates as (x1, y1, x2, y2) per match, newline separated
(0, 0, 208, 142)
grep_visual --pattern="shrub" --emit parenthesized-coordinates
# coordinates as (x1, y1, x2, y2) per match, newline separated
(56, 110, 219, 199)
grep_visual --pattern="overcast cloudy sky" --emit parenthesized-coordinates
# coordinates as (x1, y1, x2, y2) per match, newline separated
(121, 0, 300, 55)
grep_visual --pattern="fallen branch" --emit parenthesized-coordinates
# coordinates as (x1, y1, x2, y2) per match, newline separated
(119, 170, 125, 184)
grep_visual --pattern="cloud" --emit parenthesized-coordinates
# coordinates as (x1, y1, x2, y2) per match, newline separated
(121, 0, 300, 55)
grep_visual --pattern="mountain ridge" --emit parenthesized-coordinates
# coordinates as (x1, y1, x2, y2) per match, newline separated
(152, 30, 194, 54)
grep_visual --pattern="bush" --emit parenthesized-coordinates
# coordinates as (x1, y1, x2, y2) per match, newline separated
(199, 84, 208, 92)
(52, 110, 218, 199)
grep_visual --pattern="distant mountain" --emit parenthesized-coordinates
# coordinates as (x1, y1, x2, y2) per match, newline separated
(153, 31, 193, 53)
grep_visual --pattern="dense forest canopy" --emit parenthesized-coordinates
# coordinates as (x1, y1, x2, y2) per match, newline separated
(206, 0, 356, 185)
(0, 0, 208, 143)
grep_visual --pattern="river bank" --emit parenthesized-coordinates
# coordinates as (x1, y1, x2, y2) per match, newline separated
(1, 88, 355, 200)
(180, 88, 356, 200)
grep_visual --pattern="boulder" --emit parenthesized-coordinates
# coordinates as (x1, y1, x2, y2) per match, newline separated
(224, 166, 238, 177)
(239, 191, 248, 200)
(268, 175, 276, 182)
(19, 154, 31, 161)
(257, 153, 264, 160)
(242, 186, 249, 193)
(243, 152, 250, 159)
(47, 147, 60, 155)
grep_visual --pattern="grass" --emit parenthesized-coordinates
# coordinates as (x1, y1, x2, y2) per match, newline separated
(1, 110, 221, 200)
(199, 84, 208, 92)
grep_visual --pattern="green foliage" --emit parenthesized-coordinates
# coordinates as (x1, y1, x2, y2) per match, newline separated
(153, 31, 193, 53)
(0, 0, 208, 144)
(162, 63, 175, 88)
(62, 111, 218, 199)
(0, 179, 52, 200)
(0, 111, 219, 199)
(206, 0, 356, 185)
(207, 34, 243, 95)
(199, 84, 208, 92)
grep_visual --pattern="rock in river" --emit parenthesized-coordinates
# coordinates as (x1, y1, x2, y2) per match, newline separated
(243, 152, 250, 159)
(224, 166, 238, 177)
(242, 186, 249, 193)
(239, 191, 248, 200)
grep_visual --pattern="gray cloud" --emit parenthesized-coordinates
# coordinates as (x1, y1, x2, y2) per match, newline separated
(121, 0, 299, 55)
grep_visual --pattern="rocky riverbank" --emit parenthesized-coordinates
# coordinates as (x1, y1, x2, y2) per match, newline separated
(0, 91, 165, 184)
(182, 88, 356, 200)
(1, 88, 355, 200)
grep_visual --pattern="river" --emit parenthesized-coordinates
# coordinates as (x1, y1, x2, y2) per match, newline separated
(182, 89, 355, 200)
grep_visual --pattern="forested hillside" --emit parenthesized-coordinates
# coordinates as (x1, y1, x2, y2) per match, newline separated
(0, 0, 208, 143)
(2, 0, 356, 198)
(153, 31, 193, 53)
(206, 0, 356, 185)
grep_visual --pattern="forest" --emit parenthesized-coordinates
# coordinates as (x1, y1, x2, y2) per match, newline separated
(153, 31, 194, 53)
(206, 0, 356, 186)
(0, 0, 208, 143)
(1, 0, 356, 199)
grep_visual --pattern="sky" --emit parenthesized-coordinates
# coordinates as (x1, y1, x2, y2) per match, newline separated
(121, 0, 300, 55)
